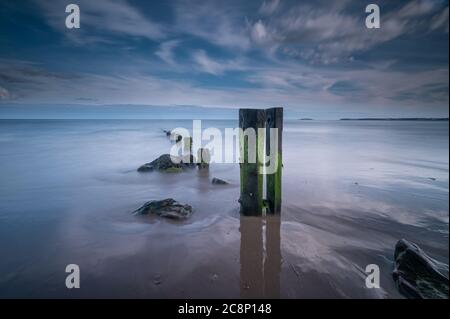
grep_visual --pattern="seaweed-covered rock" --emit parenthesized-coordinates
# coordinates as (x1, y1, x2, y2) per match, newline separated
(393, 239, 449, 299)
(138, 154, 182, 172)
(212, 177, 229, 185)
(137, 154, 195, 173)
(133, 198, 193, 220)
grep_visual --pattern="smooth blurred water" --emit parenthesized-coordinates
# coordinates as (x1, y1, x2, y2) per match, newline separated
(0, 119, 448, 298)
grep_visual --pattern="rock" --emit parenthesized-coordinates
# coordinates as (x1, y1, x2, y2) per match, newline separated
(163, 130, 182, 142)
(138, 154, 182, 172)
(393, 239, 449, 299)
(153, 275, 162, 285)
(133, 198, 193, 220)
(212, 177, 229, 185)
(164, 167, 183, 173)
(137, 154, 195, 173)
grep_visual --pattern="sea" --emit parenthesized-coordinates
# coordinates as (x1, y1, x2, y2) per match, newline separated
(0, 119, 448, 298)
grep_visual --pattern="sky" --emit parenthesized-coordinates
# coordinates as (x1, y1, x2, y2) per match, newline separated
(0, 0, 448, 119)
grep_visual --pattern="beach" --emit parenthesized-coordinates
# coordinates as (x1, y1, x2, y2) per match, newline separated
(0, 119, 448, 298)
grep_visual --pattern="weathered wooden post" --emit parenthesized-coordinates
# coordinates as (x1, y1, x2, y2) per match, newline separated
(184, 137, 192, 154)
(197, 148, 210, 169)
(239, 109, 266, 216)
(183, 137, 193, 163)
(265, 107, 283, 214)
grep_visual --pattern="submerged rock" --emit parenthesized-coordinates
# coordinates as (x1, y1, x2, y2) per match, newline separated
(393, 239, 449, 299)
(212, 177, 229, 185)
(137, 154, 195, 173)
(133, 198, 193, 220)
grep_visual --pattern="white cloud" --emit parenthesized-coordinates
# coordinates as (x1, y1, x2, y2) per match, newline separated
(193, 51, 225, 75)
(35, 0, 165, 43)
(155, 40, 180, 66)
(173, 0, 250, 51)
(0, 87, 10, 100)
(249, 0, 447, 64)
(430, 6, 449, 32)
(250, 20, 269, 43)
(259, 0, 280, 15)
(398, 0, 437, 18)
(192, 50, 244, 75)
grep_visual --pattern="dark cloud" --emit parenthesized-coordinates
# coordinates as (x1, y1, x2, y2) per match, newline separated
(391, 82, 449, 103)
(328, 81, 362, 97)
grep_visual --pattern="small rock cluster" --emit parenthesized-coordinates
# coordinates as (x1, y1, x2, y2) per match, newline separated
(133, 130, 232, 221)
(133, 198, 193, 220)
(137, 154, 195, 173)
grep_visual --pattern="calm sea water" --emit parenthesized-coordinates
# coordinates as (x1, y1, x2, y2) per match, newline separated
(0, 119, 448, 298)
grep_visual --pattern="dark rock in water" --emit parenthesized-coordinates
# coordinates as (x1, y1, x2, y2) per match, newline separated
(137, 154, 195, 173)
(212, 177, 229, 185)
(393, 239, 449, 299)
(163, 130, 182, 142)
(133, 198, 193, 220)
(138, 154, 182, 172)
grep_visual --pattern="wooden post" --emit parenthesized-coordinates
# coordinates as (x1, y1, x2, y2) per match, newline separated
(184, 137, 192, 155)
(197, 148, 210, 169)
(265, 107, 283, 215)
(239, 109, 265, 216)
(183, 137, 193, 163)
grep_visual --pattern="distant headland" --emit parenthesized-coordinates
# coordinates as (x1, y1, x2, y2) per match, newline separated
(339, 118, 449, 121)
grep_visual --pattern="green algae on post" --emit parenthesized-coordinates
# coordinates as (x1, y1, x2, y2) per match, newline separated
(239, 109, 266, 216)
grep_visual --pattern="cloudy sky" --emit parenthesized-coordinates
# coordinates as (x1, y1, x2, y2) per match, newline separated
(0, 0, 448, 119)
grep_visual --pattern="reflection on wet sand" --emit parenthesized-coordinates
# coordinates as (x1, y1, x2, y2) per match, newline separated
(240, 216, 281, 298)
